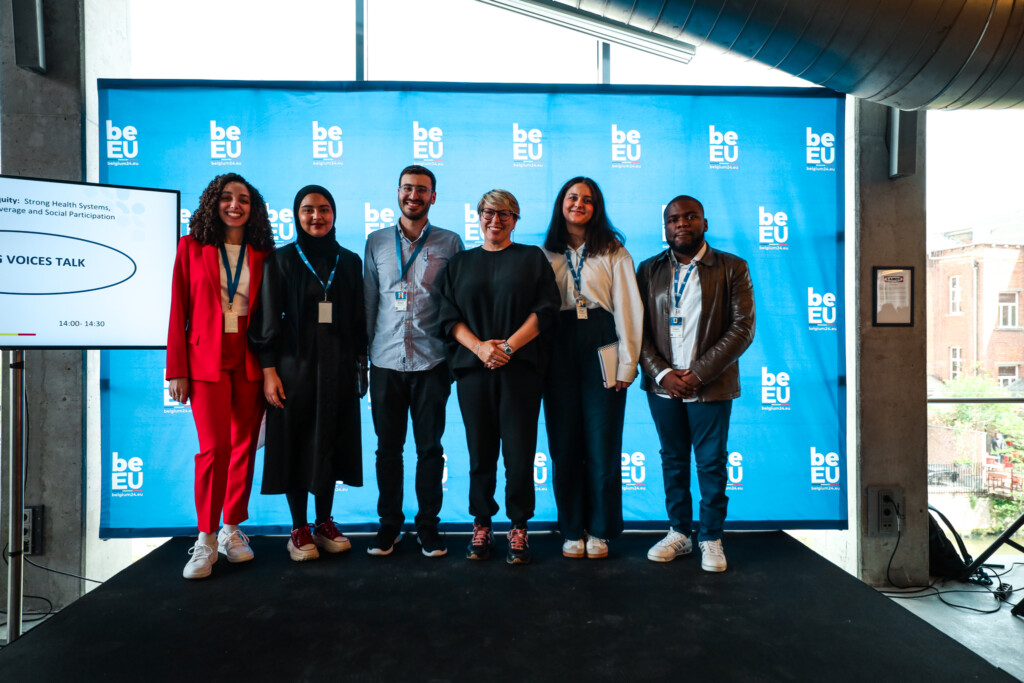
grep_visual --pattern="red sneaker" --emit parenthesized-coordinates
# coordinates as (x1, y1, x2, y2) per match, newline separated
(287, 524, 320, 562)
(313, 518, 352, 553)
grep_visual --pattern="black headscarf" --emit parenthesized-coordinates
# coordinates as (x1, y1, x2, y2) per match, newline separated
(294, 184, 339, 261)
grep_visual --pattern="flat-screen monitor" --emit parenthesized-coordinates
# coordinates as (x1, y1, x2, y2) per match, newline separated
(0, 175, 179, 349)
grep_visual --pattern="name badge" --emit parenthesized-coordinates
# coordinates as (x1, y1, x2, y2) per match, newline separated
(576, 298, 588, 320)
(224, 311, 238, 334)
(395, 290, 408, 312)
(318, 301, 333, 324)
(669, 316, 683, 338)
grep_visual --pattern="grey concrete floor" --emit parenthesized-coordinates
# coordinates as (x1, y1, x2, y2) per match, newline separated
(886, 553, 1024, 681)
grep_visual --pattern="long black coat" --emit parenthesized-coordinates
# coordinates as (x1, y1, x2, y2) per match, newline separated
(249, 242, 366, 495)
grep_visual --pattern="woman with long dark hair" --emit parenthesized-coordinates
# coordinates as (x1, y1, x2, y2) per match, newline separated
(249, 185, 367, 562)
(541, 176, 643, 559)
(167, 173, 275, 579)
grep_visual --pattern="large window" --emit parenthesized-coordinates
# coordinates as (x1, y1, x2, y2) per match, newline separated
(998, 292, 1019, 328)
(950, 347, 963, 380)
(949, 276, 962, 314)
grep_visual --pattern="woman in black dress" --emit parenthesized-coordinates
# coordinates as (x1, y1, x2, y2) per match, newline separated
(249, 185, 367, 561)
(438, 189, 560, 565)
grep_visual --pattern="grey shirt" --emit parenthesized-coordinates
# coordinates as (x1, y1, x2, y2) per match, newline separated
(363, 222, 464, 372)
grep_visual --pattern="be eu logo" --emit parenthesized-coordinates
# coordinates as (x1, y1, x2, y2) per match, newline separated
(512, 123, 543, 165)
(709, 125, 739, 169)
(365, 203, 395, 238)
(111, 452, 144, 495)
(210, 120, 242, 165)
(105, 120, 139, 165)
(761, 366, 791, 410)
(413, 121, 443, 164)
(534, 452, 549, 488)
(758, 206, 788, 250)
(807, 287, 838, 330)
(810, 446, 841, 488)
(312, 121, 343, 165)
(621, 451, 646, 490)
(805, 127, 835, 171)
(727, 452, 744, 489)
(611, 124, 641, 167)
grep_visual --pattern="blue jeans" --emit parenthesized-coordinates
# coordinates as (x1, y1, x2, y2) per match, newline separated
(646, 394, 732, 542)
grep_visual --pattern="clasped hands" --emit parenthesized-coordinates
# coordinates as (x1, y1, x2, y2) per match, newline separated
(475, 339, 509, 370)
(660, 369, 701, 400)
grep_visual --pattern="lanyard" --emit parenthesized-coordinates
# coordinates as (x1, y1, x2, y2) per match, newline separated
(218, 242, 247, 311)
(673, 261, 697, 309)
(294, 242, 339, 301)
(396, 224, 431, 283)
(564, 246, 586, 297)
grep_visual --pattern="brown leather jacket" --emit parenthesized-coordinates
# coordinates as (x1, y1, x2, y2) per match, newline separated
(637, 244, 755, 401)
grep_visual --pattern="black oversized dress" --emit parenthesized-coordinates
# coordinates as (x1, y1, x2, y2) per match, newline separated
(249, 240, 366, 495)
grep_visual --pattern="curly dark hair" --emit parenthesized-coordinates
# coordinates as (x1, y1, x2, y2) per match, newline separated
(543, 176, 624, 257)
(188, 173, 275, 250)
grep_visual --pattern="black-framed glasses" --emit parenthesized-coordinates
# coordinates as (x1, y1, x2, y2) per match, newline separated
(480, 208, 517, 222)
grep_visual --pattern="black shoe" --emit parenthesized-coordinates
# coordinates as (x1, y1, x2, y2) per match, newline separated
(466, 523, 493, 560)
(506, 528, 531, 565)
(367, 524, 402, 556)
(417, 525, 448, 557)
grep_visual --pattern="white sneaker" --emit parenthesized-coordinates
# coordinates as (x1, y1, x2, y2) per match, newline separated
(699, 539, 727, 572)
(647, 529, 692, 562)
(217, 528, 254, 563)
(584, 534, 608, 559)
(562, 538, 584, 559)
(183, 539, 217, 579)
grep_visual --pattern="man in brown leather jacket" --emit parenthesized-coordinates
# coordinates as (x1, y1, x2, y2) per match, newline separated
(636, 195, 754, 572)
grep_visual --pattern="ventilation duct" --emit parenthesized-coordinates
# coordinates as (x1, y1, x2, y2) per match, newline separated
(523, 0, 1024, 110)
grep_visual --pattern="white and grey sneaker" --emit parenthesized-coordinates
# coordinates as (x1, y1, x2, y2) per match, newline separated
(646, 529, 692, 563)
(699, 539, 727, 572)
(561, 538, 584, 559)
(217, 528, 254, 563)
(183, 539, 217, 579)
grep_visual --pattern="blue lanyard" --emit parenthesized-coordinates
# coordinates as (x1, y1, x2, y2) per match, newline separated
(218, 242, 247, 311)
(396, 224, 431, 283)
(294, 242, 339, 301)
(564, 246, 586, 296)
(673, 261, 697, 309)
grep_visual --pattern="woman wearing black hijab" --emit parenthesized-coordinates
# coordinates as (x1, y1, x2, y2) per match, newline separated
(249, 185, 367, 561)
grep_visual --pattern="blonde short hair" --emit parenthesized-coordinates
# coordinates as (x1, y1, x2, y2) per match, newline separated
(477, 189, 520, 219)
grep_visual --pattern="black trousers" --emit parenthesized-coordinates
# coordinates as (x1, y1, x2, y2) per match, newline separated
(370, 363, 451, 528)
(456, 365, 543, 527)
(543, 308, 626, 540)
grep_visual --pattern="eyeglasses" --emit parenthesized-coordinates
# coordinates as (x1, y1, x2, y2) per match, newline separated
(399, 184, 432, 195)
(479, 208, 518, 223)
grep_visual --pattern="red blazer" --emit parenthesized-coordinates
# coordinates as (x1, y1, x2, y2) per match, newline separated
(166, 235, 268, 383)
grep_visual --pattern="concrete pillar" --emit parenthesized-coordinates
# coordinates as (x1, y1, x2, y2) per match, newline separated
(853, 99, 929, 585)
(0, 0, 87, 611)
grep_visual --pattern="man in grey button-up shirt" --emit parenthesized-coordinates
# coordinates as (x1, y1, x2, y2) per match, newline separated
(363, 165, 463, 558)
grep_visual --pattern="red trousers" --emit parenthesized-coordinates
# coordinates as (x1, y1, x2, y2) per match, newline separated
(189, 319, 265, 533)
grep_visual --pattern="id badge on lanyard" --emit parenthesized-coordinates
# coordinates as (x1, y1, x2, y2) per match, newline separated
(670, 310, 684, 338)
(395, 289, 408, 312)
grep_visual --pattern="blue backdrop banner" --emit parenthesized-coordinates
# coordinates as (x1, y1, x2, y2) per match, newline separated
(98, 80, 846, 537)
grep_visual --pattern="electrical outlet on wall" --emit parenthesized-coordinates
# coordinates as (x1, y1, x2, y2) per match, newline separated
(867, 487, 902, 537)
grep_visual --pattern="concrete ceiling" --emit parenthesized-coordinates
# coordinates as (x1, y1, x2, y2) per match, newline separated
(562, 0, 1024, 109)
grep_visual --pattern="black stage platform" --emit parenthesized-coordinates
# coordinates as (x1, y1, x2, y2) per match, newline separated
(0, 531, 1015, 682)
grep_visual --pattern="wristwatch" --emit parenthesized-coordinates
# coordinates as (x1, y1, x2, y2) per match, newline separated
(503, 341, 514, 355)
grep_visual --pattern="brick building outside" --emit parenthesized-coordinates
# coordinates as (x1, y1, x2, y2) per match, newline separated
(927, 226, 1024, 389)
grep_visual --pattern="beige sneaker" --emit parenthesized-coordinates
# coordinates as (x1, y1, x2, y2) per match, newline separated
(584, 534, 608, 559)
(647, 529, 692, 562)
(562, 538, 584, 558)
(699, 539, 727, 572)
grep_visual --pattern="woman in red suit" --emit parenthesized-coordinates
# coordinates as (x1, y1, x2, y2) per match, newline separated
(166, 173, 276, 580)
